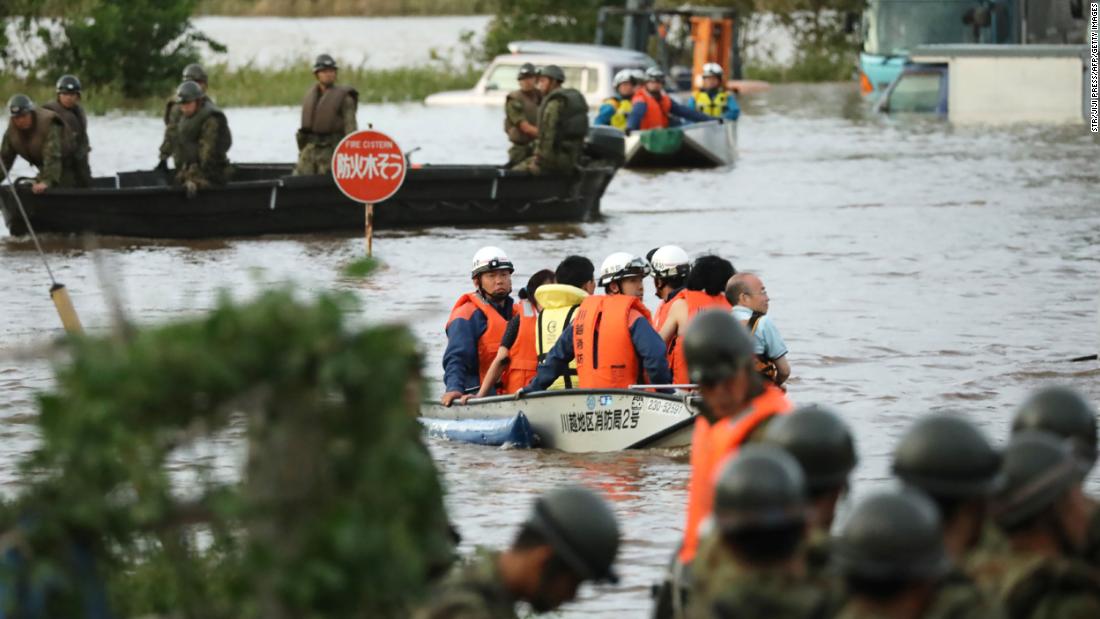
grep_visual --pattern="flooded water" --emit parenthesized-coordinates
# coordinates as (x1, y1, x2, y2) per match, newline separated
(2, 83, 1100, 616)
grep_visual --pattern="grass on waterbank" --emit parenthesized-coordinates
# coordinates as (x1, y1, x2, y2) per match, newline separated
(196, 0, 489, 16)
(0, 64, 481, 115)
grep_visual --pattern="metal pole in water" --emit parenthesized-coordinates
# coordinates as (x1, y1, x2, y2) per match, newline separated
(366, 203, 374, 257)
(0, 158, 83, 334)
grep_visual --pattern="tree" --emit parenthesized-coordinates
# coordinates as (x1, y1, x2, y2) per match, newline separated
(480, 0, 627, 61)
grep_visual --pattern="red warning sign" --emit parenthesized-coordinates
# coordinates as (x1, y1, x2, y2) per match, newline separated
(330, 129, 407, 204)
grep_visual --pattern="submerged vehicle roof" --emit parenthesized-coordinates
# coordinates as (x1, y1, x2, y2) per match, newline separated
(506, 40, 656, 65)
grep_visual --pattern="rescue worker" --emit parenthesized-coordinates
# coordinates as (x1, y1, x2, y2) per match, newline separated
(169, 81, 232, 197)
(513, 65, 588, 176)
(414, 485, 621, 618)
(678, 311, 793, 566)
(594, 69, 636, 130)
(441, 247, 518, 406)
(967, 432, 1100, 616)
(524, 252, 670, 392)
(158, 63, 209, 172)
(626, 67, 711, 132)
(294, 53, 358, 176)
(41, 75, 92, 187)
(688, 445, 834, 619)
(688, 63, 740, 121)
(504, 62, 540, 167)
(892, 415, 1004, 618)
(833, 489, 954, 619)
(533, 255, 596, 390)
(466, 269, 554, 400)
(2, 95, 66, 194)
(1010, 385, 1099, 568)
(726, 272, 790, 387)
(648, 245, 691, 330)
(762, 404, 858, 577)
(658, 255, 735, 386)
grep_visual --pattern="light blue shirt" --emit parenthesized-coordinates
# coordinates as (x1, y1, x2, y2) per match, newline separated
(732, 306, 788, 360)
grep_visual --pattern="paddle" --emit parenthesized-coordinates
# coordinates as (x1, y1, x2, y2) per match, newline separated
(1067, 354, 1098, 362)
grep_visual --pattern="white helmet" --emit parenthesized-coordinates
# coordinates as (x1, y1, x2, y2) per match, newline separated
(702, 62, 723, 79)
(613, 69, 634, 88)
(598, 252, 650, 286)
(629, 68, 646, 84)
(649, 245, 691, 279)
(471, 246, 514, 278)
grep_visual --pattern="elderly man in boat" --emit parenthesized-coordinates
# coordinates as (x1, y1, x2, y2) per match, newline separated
(2, 95, 69, 194)
(626, 67, 711, 133)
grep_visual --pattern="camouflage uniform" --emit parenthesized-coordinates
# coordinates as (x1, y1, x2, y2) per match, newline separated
(1084, 498, 1100, 569)
(41, 100, 92, 187)
(2, 109, 67, 187)
(966, 547, 1100, 619)
(412, 548, 517, 619)
(159, 99, 182, 165)
(294, 84, 358, 176)
(503, 88, 540, 167)
(172, 100, 232, 189)
(803, 527, 832, 581)
(512, 87, 588, 176)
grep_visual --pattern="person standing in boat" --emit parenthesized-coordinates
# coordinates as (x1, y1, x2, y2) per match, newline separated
(648, 245, 691, 331)
(157, 64, 209, 174)
(658, 255, 736, 387)
(726, 273, 791, 388)
(594, 69, 637, 131)
(689, 63, 741, 121)
(441, 247, 519, 406)
(503, 62, 540, 167)
(169, 81, 232, 197)
(2, 95, 66, 194)
(533, 255, 596, 391)
(41, 75, 92, 188)
(512, 65, 588, 176)
(294, 54, 358, 176)
(523, 252, 670, 392)
(626, 67, 711, 132)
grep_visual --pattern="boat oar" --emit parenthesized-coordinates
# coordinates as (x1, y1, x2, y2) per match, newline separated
(0, 158, 83, 334)
(1067, 354, 1098, 362)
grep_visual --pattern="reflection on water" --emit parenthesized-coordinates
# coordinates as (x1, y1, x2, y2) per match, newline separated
(2, 82, 1100, 616)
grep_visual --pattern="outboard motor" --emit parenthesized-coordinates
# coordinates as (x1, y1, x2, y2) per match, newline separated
(584, 126, 626, 166)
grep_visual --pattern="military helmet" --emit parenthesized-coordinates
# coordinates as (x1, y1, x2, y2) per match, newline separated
(517, 62, 537, 79)
(175, 81, 205, 104)
(7, 94, 35, 117)
(471, 246, 514, 278)
(892, 414, 1002, 500)
(55, 74, 82, 94)
(525, 485, 621, 583)
(644, 66, 666, 82)
(1012, 386, 1098, 473)
(764, 404, 857, 493)
(313, 53, 338, 72)
(834, 489, 949, 581)
(682, 310, 755, 386)
(993, 431, 1080, 529)
(181, 63, 208, 83)
(537, 65, 566, 83)
(714, 444, 807, 533)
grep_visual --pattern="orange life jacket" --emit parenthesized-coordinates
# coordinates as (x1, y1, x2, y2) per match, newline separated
(667, 290, 733, 385)
(446, 293, 516, 392)
(631, 88, 672, 130)
(679, 384, 792, 564)
(573, 295, 653, 389)
(502, 299, 539, 394)
(654, 297, 674, 331)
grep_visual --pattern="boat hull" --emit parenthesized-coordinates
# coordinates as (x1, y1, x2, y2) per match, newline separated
(420, 389, 695, 453)
(624, 120, 737, 168)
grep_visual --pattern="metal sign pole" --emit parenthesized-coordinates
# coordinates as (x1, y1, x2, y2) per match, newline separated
(365, 203, 374, 257)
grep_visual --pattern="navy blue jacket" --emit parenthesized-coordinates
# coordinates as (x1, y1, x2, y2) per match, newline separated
(442, 295, 514, 394)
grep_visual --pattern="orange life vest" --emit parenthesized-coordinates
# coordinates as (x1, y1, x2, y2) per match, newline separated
(631, 88, 672, 130)
(667, 290, 733, 385)
(572, 295, 653, 389)
(503, 299, 540, 394)
(446, 293, 516, 392)
(679, 384, 793, 564)
(654, 297, 674, 331)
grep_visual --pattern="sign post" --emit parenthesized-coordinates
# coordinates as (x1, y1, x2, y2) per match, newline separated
(331, 129, 407, 257)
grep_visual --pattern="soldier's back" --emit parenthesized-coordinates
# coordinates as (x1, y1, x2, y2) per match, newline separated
(413, 548, 517, 619)
(967, 547, 1100, 619)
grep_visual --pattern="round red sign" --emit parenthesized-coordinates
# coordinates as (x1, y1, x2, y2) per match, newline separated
(330, 129, 407, 204)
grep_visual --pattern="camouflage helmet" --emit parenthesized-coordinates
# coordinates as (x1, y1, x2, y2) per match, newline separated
(682, 311, 755, 386)
(834, 489, 949, 581)
(892, 414, 1002, 500)
(175, 81, 205, 104)
(763, 404, 857, 494)
(517, 62, 537, 79)
(536, 65, 566, 83)
(181, 63, 208, 83)
(993, 431, 1080, 530)
(1012, 386, 1098, 474)
(7, 94, 35, 116)
(713, 444, 807, 533)
(524, 485, 620, 583)
(313, 53, 338, 72)
(55, 74, 82, 94)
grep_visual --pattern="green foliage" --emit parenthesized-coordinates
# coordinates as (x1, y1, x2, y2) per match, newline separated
(479, 0, 626, 61)
(196, 0, 489, 16)
(0, 288, 452, 618)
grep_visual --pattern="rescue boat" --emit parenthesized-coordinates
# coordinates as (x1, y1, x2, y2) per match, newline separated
(624, 119, 737, 168)
(419, 389, 697, 453)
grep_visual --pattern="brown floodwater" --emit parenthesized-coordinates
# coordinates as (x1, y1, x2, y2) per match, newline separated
(2, 83, 1099, 616)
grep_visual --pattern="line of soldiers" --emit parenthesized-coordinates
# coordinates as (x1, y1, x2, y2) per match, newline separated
(3, 53, 358, 195)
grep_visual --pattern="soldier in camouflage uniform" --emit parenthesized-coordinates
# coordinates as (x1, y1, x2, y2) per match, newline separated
(158, 64, 209, 173)
(41, 75, 92, 187)
(512, 65, 588, 176)
(688, 445, 835, 619)
(168, 81, 232, 197)
(294, 54, 358, 176)
(414, 485, 620, 619)
(503, 62, 540, 167)
(2, 95, 67, 194)
(967, 432, 1100, 619)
